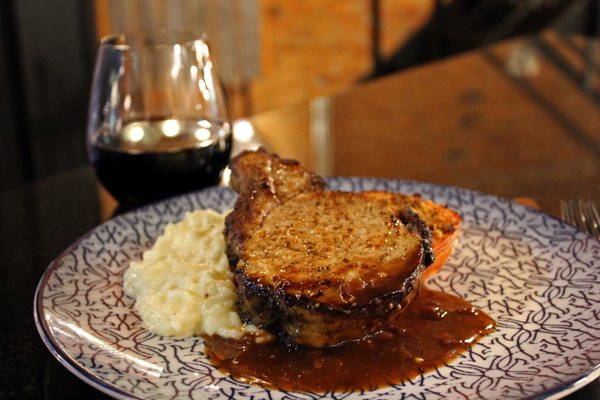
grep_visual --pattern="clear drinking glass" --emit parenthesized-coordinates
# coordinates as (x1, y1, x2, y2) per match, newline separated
(86, 32, 232, 205)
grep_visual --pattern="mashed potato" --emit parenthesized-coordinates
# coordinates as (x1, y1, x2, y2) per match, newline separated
(124, 209, 251, 339)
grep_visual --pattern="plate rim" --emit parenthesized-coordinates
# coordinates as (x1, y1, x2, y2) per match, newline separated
(34, 227, 142, 400)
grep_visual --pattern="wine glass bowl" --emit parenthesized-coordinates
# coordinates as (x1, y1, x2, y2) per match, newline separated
(87, 32, 232, 206)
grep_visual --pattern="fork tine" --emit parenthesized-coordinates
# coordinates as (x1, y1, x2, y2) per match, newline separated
(576, 199, 588, 231)
(560, 200, 575, 226)
(560, 199, 600, 238)
(568, 200, 582, 229)
(571, 199, 590, 232)
(581, 200, 600, 239)
(589, 202, 600, 240)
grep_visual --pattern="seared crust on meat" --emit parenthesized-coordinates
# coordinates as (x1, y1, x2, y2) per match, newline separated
(224, 148, 458, 347)
(224, 148, 325, 269)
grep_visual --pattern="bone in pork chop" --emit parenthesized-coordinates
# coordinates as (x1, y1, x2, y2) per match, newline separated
(224, 148, 435, 348)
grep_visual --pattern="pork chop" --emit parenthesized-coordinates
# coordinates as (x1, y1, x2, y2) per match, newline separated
(224, 149, 440, 347)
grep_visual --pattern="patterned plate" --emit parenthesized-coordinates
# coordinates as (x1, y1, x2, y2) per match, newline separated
(34, 178, 600, 400)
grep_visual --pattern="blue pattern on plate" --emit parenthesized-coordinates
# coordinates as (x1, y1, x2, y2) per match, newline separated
(34, 178, 600, 399)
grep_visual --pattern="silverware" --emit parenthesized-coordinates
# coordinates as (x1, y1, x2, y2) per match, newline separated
(560, 199, 600, 239)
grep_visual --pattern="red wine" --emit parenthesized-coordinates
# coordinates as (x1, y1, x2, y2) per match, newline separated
(89, 118, 232, 205)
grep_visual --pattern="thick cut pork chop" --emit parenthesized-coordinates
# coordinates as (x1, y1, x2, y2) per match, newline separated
(224, 149, 442, 347)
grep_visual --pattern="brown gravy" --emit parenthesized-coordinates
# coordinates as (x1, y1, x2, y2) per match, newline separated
(204, 287, 495, 392)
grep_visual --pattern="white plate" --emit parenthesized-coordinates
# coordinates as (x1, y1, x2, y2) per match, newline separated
(34, 178, 600, 399)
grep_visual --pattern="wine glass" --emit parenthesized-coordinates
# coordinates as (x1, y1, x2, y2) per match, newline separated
(86, 32, 232, 206)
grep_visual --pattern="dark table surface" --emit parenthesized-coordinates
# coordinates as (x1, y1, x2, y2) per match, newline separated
(2, 30, 600, 399)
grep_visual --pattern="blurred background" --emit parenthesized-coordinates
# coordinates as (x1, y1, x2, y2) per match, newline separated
(0, 0, 597, 192)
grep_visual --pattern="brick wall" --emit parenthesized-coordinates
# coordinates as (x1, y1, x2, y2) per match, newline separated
(94, 0, 434, 117)
(250, 0, 433, 114)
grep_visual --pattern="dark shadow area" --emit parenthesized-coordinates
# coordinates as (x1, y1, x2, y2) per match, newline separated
(0, 0, 96, 191)
(368, 0, 598, 79)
